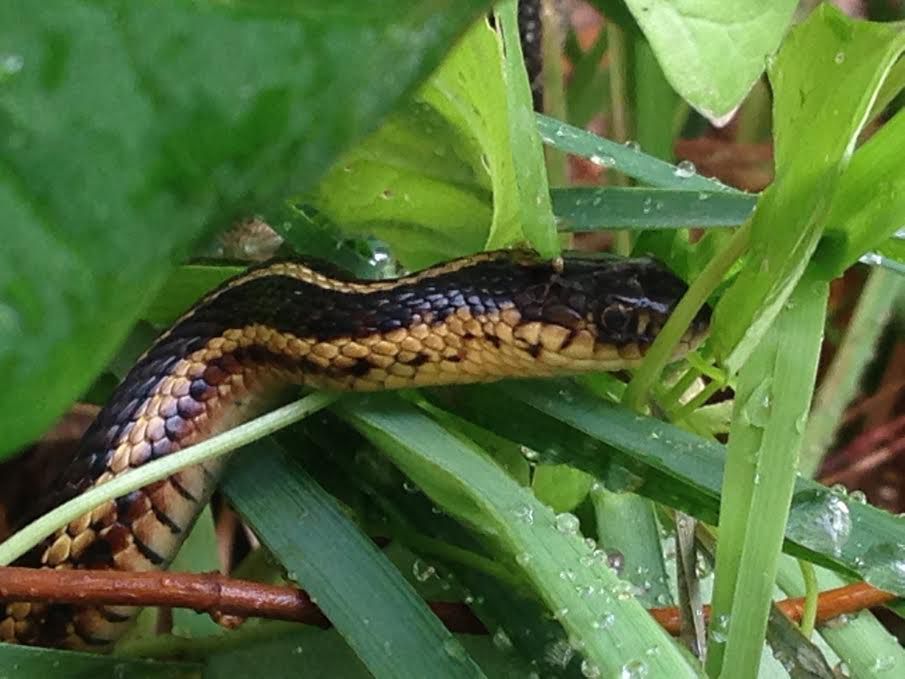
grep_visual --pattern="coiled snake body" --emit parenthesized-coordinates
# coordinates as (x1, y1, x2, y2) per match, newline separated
(2, 250, 709, 648)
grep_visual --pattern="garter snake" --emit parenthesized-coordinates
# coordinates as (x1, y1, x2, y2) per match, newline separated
(1, 249, 710, 648)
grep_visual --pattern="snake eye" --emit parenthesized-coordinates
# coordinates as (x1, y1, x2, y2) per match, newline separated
(600, 304, 633, 336)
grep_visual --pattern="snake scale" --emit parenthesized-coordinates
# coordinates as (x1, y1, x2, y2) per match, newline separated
(1, 250, 710, 648)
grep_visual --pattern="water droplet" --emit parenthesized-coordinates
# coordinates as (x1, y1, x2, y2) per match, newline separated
(492, 627, 513, 651)
(849, 490, 867, 504)
(581, 659, 601, 678)
(673, 160, 697, 178)
(710, 613, 731, 643)
(787, 490, 852, 556)
(861, 542, 905, 592)
(741, 378, 773, 427)
(590, 154, 616, 168)
(559, 569, 576, 582)
(697, 192, 711, 201)
(293, 645, 304, 655)
(619, 659, 649, 678)
(402, 480, 419, 493)
(514, 505, 535, 525)
(623, 140, 640, 151)
(442, 638, 467, 660)
(544, 639, 574, 668)
(555, 512, 580, 535)
(0, 54, 23, 79)
(834, 52, 846, 64)
(641, 196, 653, 215)
(871, 655, 896, 672)
(520, 445, 541, 462)
(380, 189, 394, 200)
(795, 411, 808, 433)
(412, 559, 436, 582)
(593, 611, 616, 629)
(516, 552, 533, 566)
(611, 579, 635, 600)
(607, 549, 625, 573)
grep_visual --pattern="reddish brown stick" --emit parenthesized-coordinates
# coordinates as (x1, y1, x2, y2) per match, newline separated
(0, 567, 894, 638)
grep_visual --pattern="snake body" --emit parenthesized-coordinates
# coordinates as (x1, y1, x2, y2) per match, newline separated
(2, 250, 709, 648)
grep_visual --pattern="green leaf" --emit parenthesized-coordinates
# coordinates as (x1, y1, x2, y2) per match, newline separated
(339, 395, 700, 678)
(0, 644, 198, 678)
(706, 269, 828, 677)
(493, 0, 558, 257)
(711, 5, 905, 374)
(536, 114, 729, 191)
(143, 265, 241, 327)
(623, 0, 797, 124)
(551, 186, 755, 230)
(222, 439, 485, 679)
(307, 9, 556, 270)
(168, 506, 224, 639)
(0, 0, 492, 455)
(816, 108, 905, 277)
(434, 382, 905, 595)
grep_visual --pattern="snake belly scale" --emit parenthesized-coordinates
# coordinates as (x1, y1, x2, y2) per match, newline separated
(1, 250, 710, 648)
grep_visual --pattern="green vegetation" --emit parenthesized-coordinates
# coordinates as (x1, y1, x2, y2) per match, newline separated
(1, 1, 904, 677)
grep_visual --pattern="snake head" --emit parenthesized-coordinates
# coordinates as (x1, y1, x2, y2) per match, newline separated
(553, 254, 711, 361)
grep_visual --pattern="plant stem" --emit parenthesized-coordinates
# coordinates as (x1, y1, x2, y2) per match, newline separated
(798, 560, 819, 638)
(0, 392, 338, 566)
(623, 220, 752, 412)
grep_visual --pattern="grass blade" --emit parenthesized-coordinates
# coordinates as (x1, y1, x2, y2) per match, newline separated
(339, 394, 701, 678)
(222, 439, 485, 679)
(536, 114, 731, 191)
(551, 186, 755, 230)
(705, 270, 828, 677)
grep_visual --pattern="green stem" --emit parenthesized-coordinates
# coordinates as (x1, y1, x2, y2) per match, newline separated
(797, 560, 818, 638)
(606, 20, 632, 256)
(799, 266, 904, 477)
(670, 377, 725, 423)
(540, 0, 567, 187)
(623, 220, 752, 411)
(0, 392, 339, 566)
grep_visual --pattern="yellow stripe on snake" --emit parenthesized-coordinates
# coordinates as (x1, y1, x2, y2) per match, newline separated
(2, 250, 710, 648)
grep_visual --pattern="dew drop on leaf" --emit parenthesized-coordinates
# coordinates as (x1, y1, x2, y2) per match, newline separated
(673, 160, 697, 178)
(555, 512, 580, 535)
(787, 490, 852, 556)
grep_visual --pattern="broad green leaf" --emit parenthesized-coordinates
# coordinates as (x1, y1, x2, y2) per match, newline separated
(308, 12, 550, 270)
(143, 265, 242, 327)
(623, 0, 797, 124)
(551, 186, 755, 230)
(339, 395, 700, 678)
(0, 0, 491, 455)
(711, 5, 905, 374)
(222, 439, 485, 679)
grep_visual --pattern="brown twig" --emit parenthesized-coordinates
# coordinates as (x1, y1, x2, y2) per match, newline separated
(649, 582, 896, 635)
(0, 567, 893, 639)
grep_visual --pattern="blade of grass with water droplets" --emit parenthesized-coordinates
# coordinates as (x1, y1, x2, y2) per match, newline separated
(338, 394, 700, 678)
(222, 439, 486, 679)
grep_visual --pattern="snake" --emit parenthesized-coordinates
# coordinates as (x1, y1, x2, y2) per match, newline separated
(0, 249, 710, 648)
